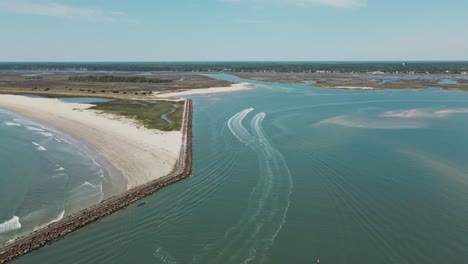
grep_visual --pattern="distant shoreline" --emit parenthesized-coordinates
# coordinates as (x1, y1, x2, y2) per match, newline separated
(156, 82, 255, 97)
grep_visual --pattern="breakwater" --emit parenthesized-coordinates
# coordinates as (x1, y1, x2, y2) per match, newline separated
(0, 99, 193, 264)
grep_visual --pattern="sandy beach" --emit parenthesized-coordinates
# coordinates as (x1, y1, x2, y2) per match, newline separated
(0, 95, 182, 190)
(156, 82, 254, 97)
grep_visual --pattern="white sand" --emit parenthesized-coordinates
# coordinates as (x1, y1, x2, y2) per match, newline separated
(0, 95, 182, 190)
(156, 82, 254, 98)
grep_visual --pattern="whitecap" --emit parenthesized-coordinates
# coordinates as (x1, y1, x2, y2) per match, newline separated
(38, 132, 54, 137)
(3, 121, 21, 127)
(68, 181, 104, 203)
(33, 210, 66, 231)
(26, 126, 45, 132)
(49, 210, 65, 224)
(0, 216, 22, 234)
(32, 141, 47, 151)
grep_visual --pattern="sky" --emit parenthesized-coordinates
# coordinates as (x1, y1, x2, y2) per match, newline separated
(0, 0, 467, 61)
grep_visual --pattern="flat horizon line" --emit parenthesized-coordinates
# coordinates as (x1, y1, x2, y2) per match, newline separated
(1, 60, 468, 63)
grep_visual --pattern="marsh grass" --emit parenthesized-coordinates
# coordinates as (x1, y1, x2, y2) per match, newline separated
(91, 99, 183, 131)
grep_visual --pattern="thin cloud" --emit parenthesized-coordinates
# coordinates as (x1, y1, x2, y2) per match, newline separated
(223, 0, 367, 8)
(0, 1, 127, 21)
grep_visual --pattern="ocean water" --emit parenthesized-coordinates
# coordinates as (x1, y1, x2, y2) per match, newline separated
(0, 110, 124, 244)
(10, 74, 468, 263)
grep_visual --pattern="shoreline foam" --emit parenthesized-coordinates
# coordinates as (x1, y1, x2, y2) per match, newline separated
(0, 94, 182, 190)
(0, 99, 193, 263)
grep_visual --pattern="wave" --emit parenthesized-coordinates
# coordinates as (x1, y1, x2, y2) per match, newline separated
(50, 210, 65, 224)
(0, 216, 22, 234)
(3, 121, 21, 126)
(68, 181, 104, 204)
(26, 126, 45, 132)
(200, 108, 292, 264)
(33, 210, 66, 232)
(32, 141, 47, 151)
(38, 131, 54, 137)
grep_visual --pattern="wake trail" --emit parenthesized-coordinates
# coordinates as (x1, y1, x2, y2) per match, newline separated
(197, 108, 293, 264)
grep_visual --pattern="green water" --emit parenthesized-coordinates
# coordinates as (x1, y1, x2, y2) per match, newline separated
(11, 74, 468, 263)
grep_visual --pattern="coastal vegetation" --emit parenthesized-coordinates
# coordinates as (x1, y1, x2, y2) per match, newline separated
(90, 99, 183, 131)
(68, 75, 172, 84)
(0, 74, 232, 98)
(1, 61, 468, 74)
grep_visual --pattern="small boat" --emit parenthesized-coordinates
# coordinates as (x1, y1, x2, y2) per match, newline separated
(137, 202, 147, 207)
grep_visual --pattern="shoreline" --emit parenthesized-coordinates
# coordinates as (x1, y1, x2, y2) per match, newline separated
(156, 82, 254, 97)
(0, 99, 193, 263)
(1, 109, 127, 193)
(328, 86, 375, 90)
(0, 95, 182, 189)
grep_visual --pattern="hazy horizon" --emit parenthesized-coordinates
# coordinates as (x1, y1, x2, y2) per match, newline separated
(1, 0, 467, 61)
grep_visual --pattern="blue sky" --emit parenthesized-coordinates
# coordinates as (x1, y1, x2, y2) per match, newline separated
(0, 0, 467, 61)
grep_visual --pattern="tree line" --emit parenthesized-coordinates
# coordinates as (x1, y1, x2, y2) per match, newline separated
(68, 75, 172, 83)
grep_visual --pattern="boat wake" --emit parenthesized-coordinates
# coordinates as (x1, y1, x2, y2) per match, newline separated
(200, 108, 293, 263)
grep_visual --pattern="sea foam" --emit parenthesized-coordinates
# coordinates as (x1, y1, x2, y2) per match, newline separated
(0, 216, 22, 234)
(26, 126, 45, 132)
(3, 121, 21, 127)
(33, 210, 66, 231)
(32, 141, 47, 151)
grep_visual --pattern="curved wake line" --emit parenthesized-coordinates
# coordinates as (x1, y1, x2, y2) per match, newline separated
(204, 108, 293, 264)
(0, 217, 22, 234)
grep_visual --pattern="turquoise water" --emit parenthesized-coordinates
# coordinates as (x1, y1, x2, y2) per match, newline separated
(9, 74, 468, 263)
(0, 110, 123, 244)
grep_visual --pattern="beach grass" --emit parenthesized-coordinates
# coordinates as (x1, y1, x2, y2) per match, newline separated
(90, 99, 184, 131)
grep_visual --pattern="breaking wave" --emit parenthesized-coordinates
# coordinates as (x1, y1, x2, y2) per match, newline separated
(50, 210, 65, 224)
(38, 131, 54, 137)
(26, 126, 45, 132)
(33, 210, 66, 231)
(0, 216, 22, 234)
(68, 181, 104, 204)
(3, 121, 21, 126)
(32, 141, 47, 151)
